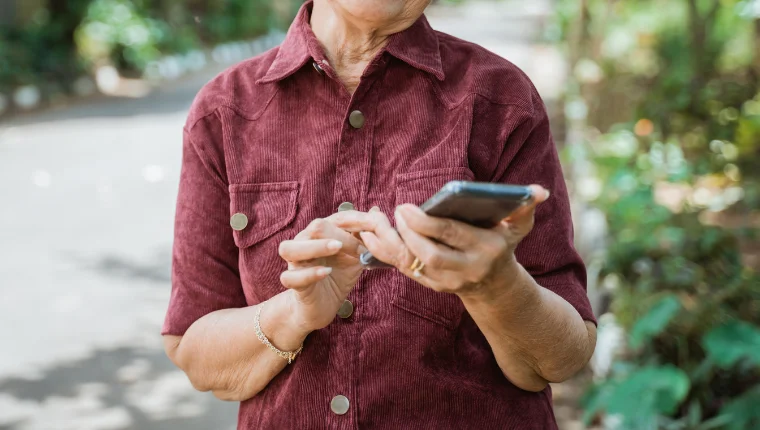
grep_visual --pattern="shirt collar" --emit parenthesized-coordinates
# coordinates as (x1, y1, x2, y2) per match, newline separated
(258, 1, 445, 84)
(256, 2, 316, 84)
(385, 14, 445, 81)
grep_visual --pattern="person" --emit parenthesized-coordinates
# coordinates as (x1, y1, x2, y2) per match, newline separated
(161, 0, 597, 428)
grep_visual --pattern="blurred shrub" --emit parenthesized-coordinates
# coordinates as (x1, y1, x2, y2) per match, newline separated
(582, 129, 760, 429)
(556, 0, 760, 428)
(0, 0, 302, 91)
(0, 0, 90, 92)
(76, 0, 169, 73)
(75, 0, 286, 74)
(202, 0, 274, 43)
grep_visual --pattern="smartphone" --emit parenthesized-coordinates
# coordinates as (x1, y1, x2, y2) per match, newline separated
(359, 181, 534, 269)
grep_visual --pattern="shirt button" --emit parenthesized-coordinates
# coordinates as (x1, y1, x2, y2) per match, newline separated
(337, 300, 354, 319)
(312, 61, 324, 75)
(337, 202, 355, 212)
(230, 213, 248, 231)
(331, 395, 350, 415)
(349, 110, 365, 129)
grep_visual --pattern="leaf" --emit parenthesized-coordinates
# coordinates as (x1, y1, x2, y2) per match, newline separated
(697, 415, 734, 430)
(709, 385, 760, 430)
(686, 400, 702, 427)
(630, 295, 682, 348)
(602, 365, 690, 425)
(702, 320, 760, 369)
(690, 358, 714, 384)
(581, 381, 614, 425)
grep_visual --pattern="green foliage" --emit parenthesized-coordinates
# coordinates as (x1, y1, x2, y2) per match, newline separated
(710, 386, 760, 430)
(75, 0, 284, 73)
(585, 365, 691, 429)
(76, 0, 169, 72)
(703, 321, 760, 369)
(558, 0, 760, 428)
(0, 0, 91, 90)
(202, 0, 274, 42)
(630, 295, 682, 349)
(0, 0, 303, 92)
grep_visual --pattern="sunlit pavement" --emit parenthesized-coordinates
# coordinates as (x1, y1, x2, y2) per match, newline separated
(0, 1, 564, 429)
(0, 69, 240, 429)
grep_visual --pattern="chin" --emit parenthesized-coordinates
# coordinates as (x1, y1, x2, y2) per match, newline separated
(329, 0, 424, 25)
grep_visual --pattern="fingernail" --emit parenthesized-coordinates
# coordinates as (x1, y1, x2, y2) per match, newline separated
(370, 206, 380, 213)
(395, 211, 406, 227)
(317, 267, 333, 276)
(327, 240, 342, 250)
(545, 189, 551, 199)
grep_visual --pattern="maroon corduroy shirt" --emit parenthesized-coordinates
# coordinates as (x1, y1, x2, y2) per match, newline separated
(163, 2, 596, 428)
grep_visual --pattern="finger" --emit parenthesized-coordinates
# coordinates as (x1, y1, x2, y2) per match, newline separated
(409, 268, 465, 293)
(294, 218, 366, 257)
(329, 210, 378, 233)
(279, 238, 342, 262)
(280, 266, 333, 291)
(395, 210, 469, 272)
(332, 209, 410, 268)
(350, 206, 379, 242)
(331, 210, 403, 249)
(358, 230, 411, 268)
(358, 231, 382, 255)
(395, 204, 485, 250)
(395, 205, 509, 269)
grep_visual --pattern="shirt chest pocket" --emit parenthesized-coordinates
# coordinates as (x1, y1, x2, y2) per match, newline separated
(229, 182, 299, 300)
(391, 167, 474, 330)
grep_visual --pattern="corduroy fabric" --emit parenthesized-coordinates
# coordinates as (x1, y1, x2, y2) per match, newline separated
(163, 2, 596, 429)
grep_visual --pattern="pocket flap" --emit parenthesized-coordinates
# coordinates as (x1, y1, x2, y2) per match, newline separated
(229, 182, 299, 248)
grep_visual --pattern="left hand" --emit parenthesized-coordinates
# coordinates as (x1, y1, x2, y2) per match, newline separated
(332, 185, 550, 296)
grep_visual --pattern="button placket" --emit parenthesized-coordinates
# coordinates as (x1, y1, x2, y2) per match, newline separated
(327, 68, 385, 428)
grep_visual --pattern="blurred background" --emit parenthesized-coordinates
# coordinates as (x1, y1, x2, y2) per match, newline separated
(0, 0, 758, 429)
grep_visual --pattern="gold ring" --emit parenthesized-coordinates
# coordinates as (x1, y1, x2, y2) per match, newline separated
(410, 257, 425, 278)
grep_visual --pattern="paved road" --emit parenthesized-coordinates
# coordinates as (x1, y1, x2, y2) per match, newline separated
(0, 2, 563, 429)
(0, 68, 241, 429)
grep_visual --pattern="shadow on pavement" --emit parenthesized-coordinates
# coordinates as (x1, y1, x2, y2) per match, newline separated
(0, 347, 237, 430)
(64, 248, 173, 285)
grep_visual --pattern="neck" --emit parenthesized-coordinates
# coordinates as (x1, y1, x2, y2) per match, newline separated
(310, 1, 392, 93)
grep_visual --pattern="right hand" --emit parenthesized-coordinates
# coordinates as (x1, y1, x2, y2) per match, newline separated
(278, 215, 366, 334)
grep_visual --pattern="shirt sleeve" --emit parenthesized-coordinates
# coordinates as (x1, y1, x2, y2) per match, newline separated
(161, 113, 248, 336)
(493, 96, 596, 324)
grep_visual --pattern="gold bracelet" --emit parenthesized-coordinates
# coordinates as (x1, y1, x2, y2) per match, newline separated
(254, 304, 303, 364)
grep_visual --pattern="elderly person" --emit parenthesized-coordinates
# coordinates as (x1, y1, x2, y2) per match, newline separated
(162, 0, 597, 428)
